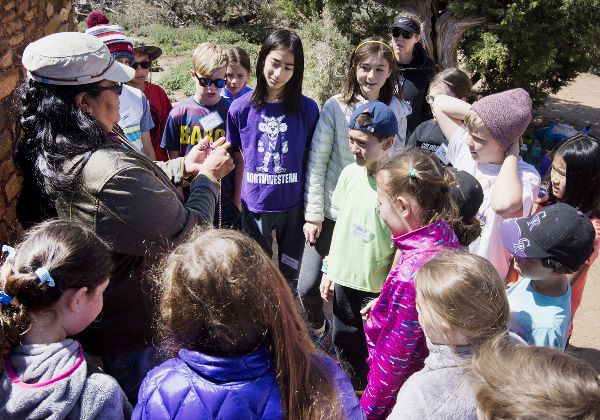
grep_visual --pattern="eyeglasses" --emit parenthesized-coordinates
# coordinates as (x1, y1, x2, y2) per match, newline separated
(195, 75, 227, 88)
(391, 28, 416, 40)
(131, 60, 152, 70)
(86, 83, 123, 96)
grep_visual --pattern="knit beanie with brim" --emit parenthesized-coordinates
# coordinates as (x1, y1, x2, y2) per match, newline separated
(470, 88, 532, 151)
(85, 11, 134, 64)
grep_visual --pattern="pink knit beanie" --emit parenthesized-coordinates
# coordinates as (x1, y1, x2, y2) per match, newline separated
(470, 88, 532, 151)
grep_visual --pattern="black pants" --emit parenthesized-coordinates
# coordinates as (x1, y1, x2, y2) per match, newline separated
(242, 204, 304, 288)
(332, 283, 378, 390)
(297, 218, 336, 328)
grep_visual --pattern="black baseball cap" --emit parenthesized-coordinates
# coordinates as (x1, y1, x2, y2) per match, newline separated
(389, 16, 420, 34)
(500, 203, 595, 272)
(448, 168, 484, 221)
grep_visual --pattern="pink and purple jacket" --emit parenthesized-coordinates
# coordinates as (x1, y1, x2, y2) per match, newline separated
(361, 220, 459, 419)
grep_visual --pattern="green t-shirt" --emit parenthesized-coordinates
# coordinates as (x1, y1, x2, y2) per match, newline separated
(328, 163, 395, 292)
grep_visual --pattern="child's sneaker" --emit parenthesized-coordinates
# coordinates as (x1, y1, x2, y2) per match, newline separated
(310, 319, 331, 352)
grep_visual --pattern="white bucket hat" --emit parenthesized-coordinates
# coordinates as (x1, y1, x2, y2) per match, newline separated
(22, 32, 134, 86)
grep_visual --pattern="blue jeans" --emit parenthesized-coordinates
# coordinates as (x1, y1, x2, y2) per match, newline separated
(102, 345, 159, 405)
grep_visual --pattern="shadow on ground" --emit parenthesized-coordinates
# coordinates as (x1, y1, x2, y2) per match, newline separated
(536, 97, 600, 132)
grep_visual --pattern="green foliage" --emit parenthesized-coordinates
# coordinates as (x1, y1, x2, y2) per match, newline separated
(297, 12, 353, 106)
(158, 57, 196, 97)
(456, 0, 600, 105)
(325, 0, 397, 44)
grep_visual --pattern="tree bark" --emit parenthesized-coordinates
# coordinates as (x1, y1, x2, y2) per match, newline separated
(433, 9, 484, 68)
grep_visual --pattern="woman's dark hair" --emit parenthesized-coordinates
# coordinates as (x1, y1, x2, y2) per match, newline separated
(548, 134, 600, 218)
(340, 37, 400, 105)
(156, 228, 343, 420)
(430, 67, 476, 103)
(0, 219, 111, 368)
(16, 79, 120, 201)
(377, 148, 471, 244)
(251, 29, 304, 115)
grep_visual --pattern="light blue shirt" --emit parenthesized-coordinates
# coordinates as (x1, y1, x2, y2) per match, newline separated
(507, 278, 571, 350)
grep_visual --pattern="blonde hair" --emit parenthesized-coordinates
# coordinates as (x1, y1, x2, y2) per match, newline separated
(474, 336, 600, 419)
(464, 110, 488, 134)
(415, 251, 509, 348)
(192, 42, 228, 76)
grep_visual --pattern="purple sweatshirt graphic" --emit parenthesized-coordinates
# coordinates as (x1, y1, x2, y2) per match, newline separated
(227, 94, 319, 213)
(361, 221, 459, 419)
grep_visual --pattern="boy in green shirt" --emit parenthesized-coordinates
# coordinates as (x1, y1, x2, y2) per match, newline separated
(320, 101, 398, 389)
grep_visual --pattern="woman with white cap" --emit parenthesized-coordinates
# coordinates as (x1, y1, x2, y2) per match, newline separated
(16, 31, 234, 404)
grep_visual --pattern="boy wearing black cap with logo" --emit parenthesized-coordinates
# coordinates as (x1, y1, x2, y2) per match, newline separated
(319, 101, 397, 388)
(500, 203, 595, 350)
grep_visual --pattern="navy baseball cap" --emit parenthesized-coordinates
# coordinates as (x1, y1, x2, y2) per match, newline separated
(448, 168, 483, 221)
(349, 101, 398, 137)
(500, 203, 595, 272)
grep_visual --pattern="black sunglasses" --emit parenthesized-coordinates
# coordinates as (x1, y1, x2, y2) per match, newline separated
(195, 75, 227, 88)
(391, 28, 416, 40)
(131, 60, 152, 70)
(86, 83, 123, 96)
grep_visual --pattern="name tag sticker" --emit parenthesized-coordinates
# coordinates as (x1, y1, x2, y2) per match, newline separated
(352, 223, 373, 243)
(435, 143, 450, 165)
(199, 111, 223, 132)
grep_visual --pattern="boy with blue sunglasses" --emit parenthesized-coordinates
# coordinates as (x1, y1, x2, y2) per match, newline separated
(161, 42, 241, 228)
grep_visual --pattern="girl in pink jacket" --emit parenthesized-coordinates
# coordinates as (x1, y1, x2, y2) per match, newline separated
(361, 148, 473, 418)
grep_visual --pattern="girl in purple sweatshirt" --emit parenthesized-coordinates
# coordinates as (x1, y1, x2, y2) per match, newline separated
(361, 148, 470, 418)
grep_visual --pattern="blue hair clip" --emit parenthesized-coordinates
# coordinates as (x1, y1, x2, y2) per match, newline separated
(34, 267, 55, 287)
(2, 245, 16, 258)
(408, 168, 417, 178)
(0, 291, 13, 305)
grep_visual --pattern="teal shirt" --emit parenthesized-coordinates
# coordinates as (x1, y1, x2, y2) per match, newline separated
(507, 278, 571, 350)
(327, 163, 394, 292)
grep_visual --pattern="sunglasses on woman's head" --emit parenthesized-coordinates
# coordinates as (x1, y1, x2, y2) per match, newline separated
(195, 75, 227, 88)
(391, 28, 416, 40)
(86, 83, 123, 96)
(131, 60, 152, 70)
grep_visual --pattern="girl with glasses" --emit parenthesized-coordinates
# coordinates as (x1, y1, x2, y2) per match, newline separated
(389, 12, 436, 136)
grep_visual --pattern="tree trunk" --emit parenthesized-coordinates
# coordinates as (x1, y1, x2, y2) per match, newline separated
(433, 9, 484, 68)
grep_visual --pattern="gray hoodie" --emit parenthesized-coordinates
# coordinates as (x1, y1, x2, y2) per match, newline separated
(0, 339, 132, 420)
(388, 340, 477, 420)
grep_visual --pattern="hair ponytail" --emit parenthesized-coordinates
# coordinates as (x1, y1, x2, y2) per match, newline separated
(0, 220, 111, 369)
(378, 148, 473, 243)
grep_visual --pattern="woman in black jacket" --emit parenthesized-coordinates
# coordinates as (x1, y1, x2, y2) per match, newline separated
(389, 12, 436, 136)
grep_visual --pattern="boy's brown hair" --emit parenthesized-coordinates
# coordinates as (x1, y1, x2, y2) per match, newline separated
(474, 336, 600, 419)
(155, 228, 343, 420)
(192, 42, 228, 76)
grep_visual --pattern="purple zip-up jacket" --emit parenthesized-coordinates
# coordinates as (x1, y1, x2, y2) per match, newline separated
(361, 221, 459, 419)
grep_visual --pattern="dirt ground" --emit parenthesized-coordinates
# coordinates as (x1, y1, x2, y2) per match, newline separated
(536, 73, 600, 370)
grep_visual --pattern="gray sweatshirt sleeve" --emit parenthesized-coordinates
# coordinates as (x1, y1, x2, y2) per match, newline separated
(80, 372, 132, 420)
(387, 377, 427, 420)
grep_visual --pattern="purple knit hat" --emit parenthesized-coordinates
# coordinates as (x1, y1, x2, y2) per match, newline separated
(470, 88, 532, 151)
